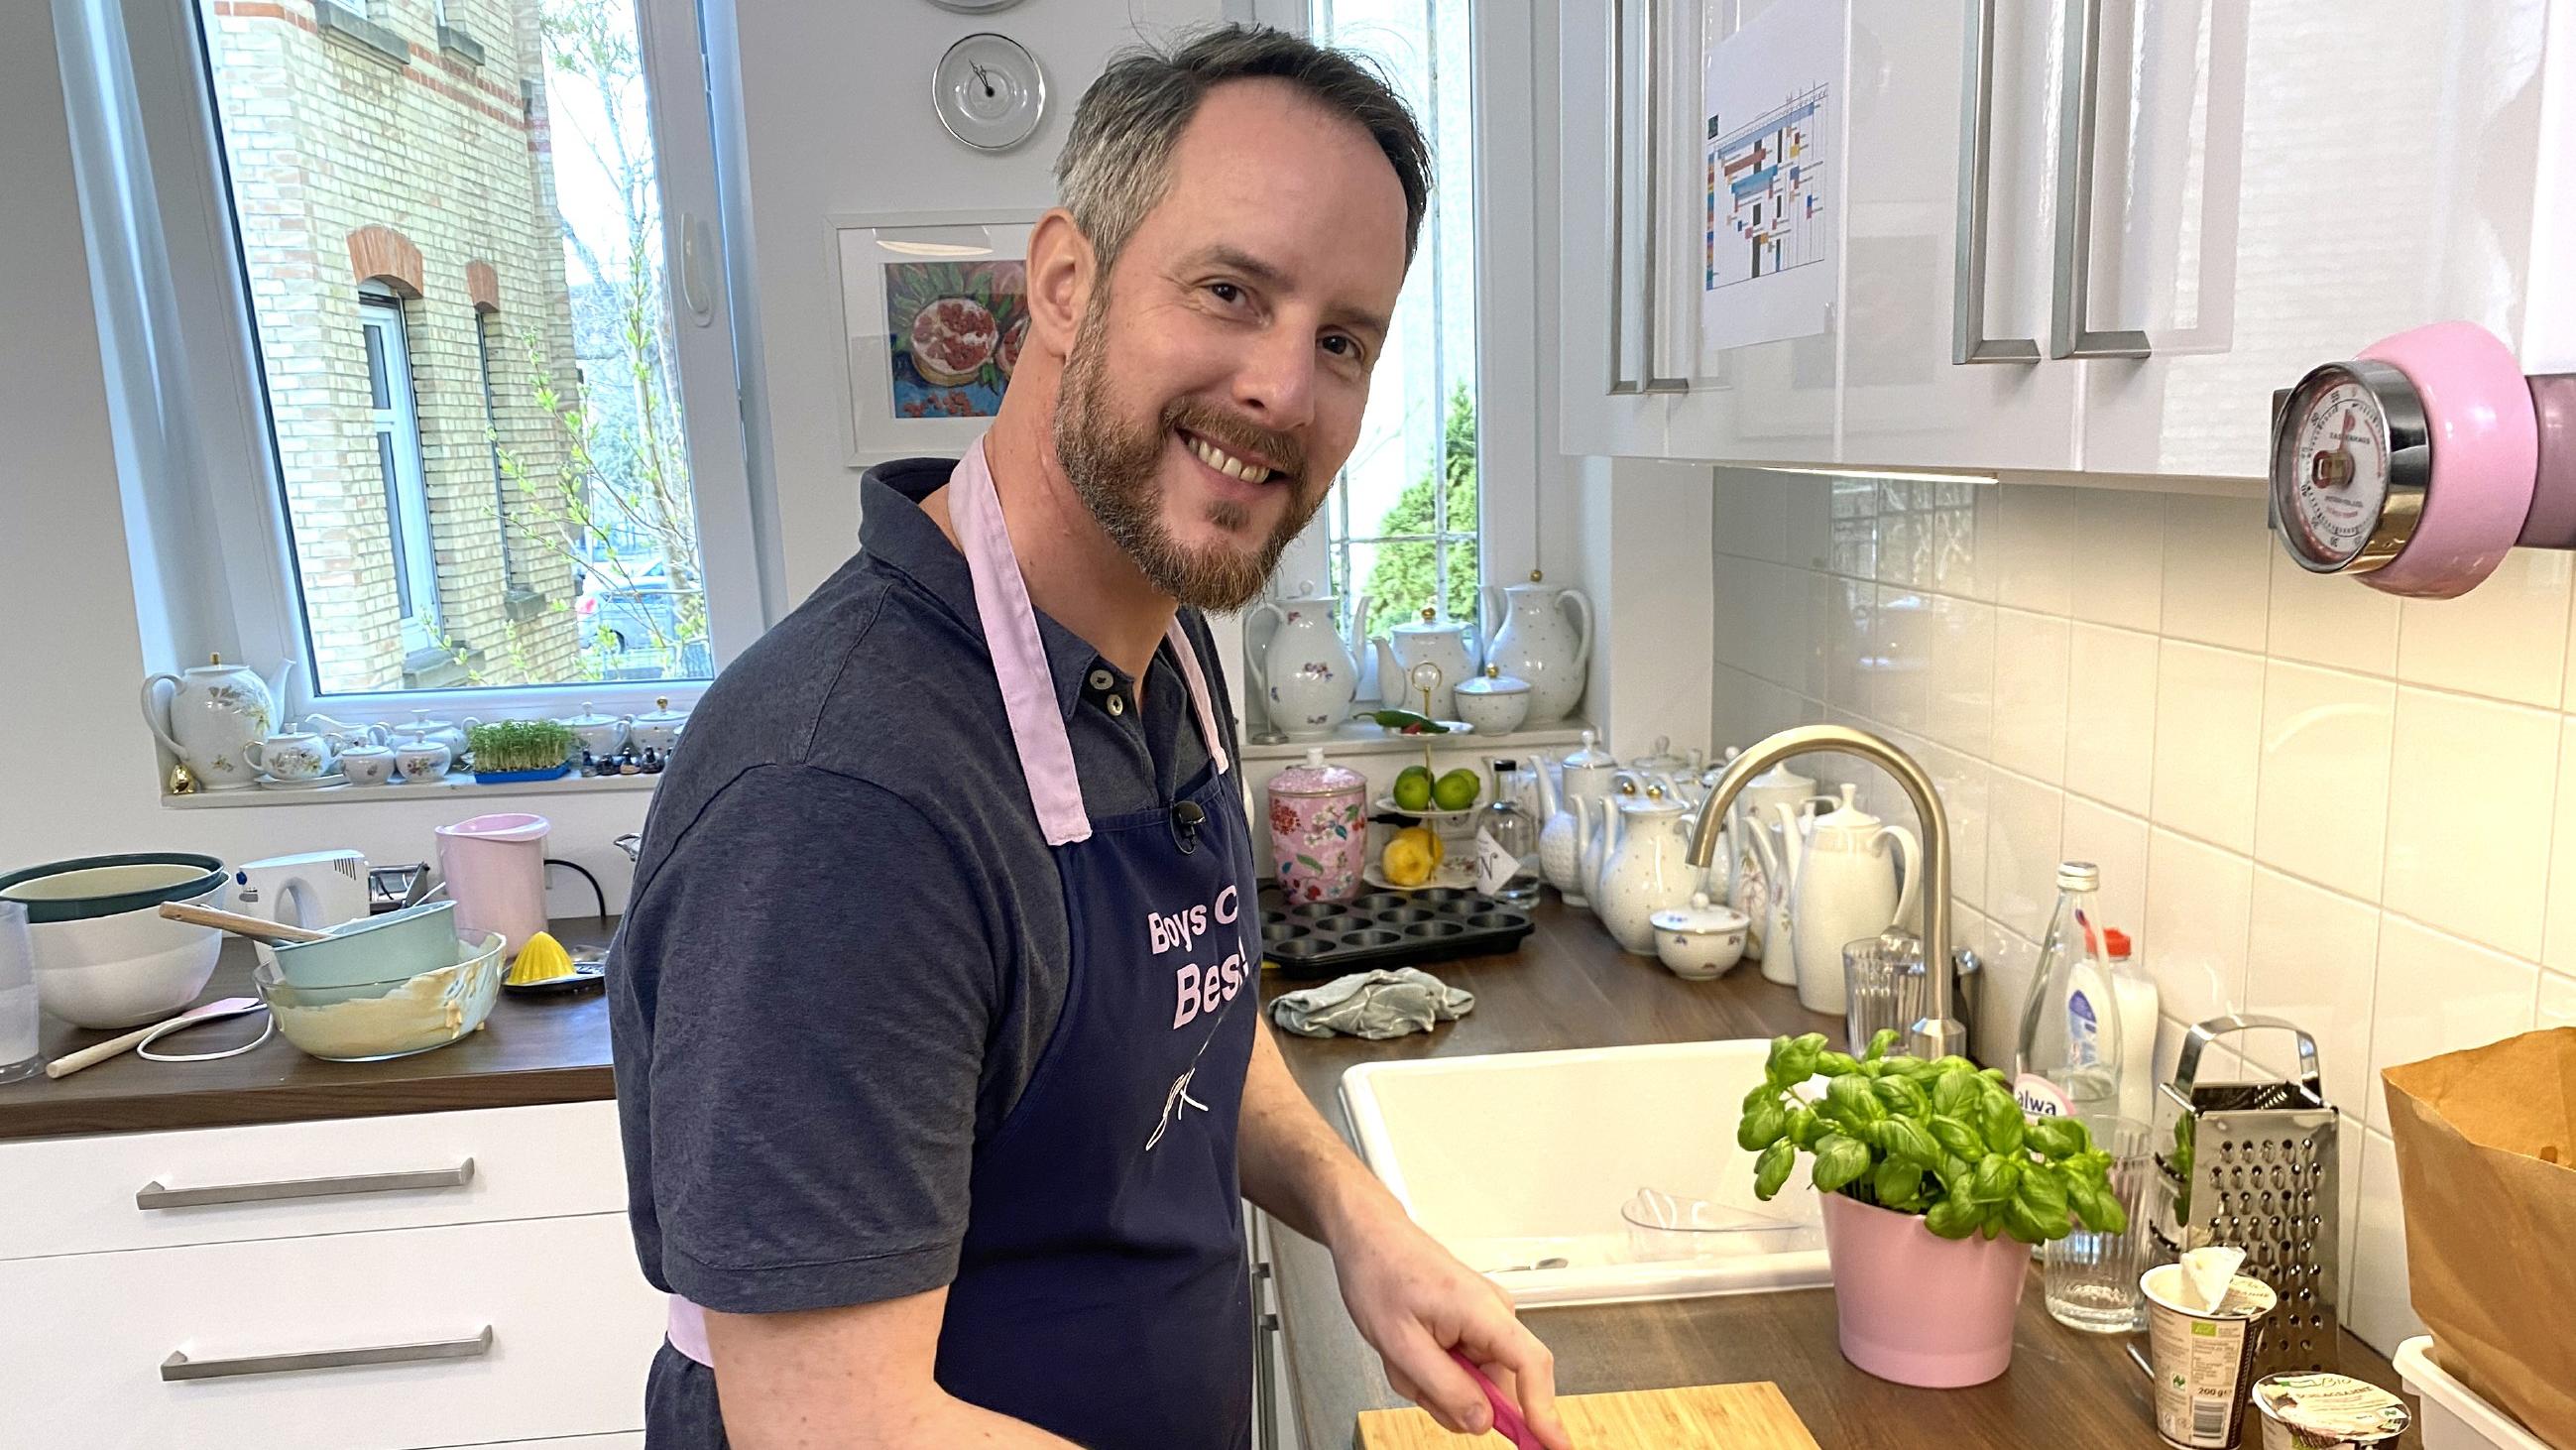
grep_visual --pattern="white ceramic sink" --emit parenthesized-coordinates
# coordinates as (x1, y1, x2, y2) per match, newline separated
(1340, 1040, 1830, 1307)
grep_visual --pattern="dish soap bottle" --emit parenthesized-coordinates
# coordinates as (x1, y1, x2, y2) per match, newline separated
(2096, 926, 2159, 1126)
(2013, 861, 2124, 1123)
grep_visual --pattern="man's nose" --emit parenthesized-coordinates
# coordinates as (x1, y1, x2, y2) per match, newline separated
(1230, 320, 1317, 434)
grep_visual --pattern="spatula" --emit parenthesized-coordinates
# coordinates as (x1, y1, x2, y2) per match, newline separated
(1447, 1348, 1538, 1449)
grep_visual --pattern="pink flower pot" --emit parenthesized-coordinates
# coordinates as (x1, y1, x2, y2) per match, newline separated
(1818, 1191, 2028, 1388)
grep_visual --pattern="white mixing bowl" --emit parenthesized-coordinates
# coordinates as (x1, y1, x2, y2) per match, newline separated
(0, 853, 228, 1028)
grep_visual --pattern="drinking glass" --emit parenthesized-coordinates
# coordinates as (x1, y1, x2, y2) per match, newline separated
(2045, 1114, 2154, 1332)
(1, 901, 41, 1085)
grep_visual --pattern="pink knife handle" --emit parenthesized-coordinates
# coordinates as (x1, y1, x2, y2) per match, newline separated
(1447, 1347, 1537, 1447)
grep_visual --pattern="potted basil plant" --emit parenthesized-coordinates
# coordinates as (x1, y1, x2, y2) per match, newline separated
(1740, 1029, 2129, 1389)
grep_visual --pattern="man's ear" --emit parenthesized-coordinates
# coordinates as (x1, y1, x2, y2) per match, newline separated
(1025, 208, 1094, 361)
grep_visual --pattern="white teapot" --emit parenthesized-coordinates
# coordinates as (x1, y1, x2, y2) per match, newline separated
(1590, 782, 1700, 958)
(140, 654, 296, 790)
(1483, 570, 1593, 726)
(1248, 583, 1364, 740)
(1774, 785, 1920, 1017)
(1383, 608, 1476, 721)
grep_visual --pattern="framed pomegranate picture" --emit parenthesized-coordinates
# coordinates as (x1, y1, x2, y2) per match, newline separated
(833, 210, 1037, 462)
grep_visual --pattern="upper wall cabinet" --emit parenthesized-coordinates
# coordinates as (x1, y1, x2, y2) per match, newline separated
(1565, 0, 2570, 481)
(2074, 0, 2564, 479)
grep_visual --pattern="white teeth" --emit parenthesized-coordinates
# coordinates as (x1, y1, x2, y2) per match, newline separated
(1187, 433, 1271, 484)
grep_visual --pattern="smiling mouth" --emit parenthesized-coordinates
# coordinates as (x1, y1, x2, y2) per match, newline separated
(1179, 428, 1287, 486)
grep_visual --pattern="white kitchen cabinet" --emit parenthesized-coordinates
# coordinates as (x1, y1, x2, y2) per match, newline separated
(1559, 0, 1674, 461)
(0, 1212, 664, 1450)
(1836, 0, 2082, 471)
(2075, 0, 2569, 478)
(0, 1099, 626, 1260)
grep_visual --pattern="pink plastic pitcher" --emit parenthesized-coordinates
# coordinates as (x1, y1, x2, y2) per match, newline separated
(433, 813, 550, 956)
(1818, 1190, 2028, 1388)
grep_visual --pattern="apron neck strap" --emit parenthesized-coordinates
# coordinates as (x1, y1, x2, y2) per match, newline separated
(949, 435, 1229, 846)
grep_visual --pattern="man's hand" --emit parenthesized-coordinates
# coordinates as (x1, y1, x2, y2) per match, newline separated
(1327, 1193, 1575, 1448)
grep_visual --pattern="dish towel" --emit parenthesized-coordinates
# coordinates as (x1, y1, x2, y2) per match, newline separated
(1267, 968, 1474, 1039)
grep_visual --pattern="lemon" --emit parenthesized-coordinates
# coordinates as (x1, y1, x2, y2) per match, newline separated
(1381, 828, 1438, 888)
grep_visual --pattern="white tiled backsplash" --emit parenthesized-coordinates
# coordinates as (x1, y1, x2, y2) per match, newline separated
(1709, 467, 2576, 1359)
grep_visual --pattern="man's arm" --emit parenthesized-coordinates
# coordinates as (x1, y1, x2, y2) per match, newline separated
(1236, 1021, 1575, 1449)
(703, 1291, 1079, 1449)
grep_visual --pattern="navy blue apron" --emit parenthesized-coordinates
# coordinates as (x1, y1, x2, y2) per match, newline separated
(666, 435, 1261, 1449)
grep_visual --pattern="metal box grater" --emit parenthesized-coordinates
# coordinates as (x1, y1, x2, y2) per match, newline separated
(2149, 1014, 2342, 1379)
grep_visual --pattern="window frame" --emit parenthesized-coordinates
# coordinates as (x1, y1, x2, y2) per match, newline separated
(1247, 0, 1544, 714)
(60, 0, 768, 725)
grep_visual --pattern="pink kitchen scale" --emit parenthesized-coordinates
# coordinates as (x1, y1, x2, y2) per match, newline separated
(2270, 320, 2576, 598)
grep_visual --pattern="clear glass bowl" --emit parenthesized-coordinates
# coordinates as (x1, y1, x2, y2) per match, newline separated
(1619, 1186, 1825, 1263)
(254, 930, 506, 1062)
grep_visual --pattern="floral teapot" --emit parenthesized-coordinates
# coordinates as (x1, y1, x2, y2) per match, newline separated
(1247, 583, 1365, 741)
(140, 654, 297, 790)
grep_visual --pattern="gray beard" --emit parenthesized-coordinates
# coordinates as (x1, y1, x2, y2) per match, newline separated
(1051, 307, 1321, 613)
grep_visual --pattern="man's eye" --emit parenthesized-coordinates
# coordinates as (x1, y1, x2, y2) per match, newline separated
(1208, 282, 1243, 304)
(1322, 334, 1364, 362)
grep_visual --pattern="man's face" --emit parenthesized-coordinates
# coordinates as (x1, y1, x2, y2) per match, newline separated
(1054, 79, 1411, 612)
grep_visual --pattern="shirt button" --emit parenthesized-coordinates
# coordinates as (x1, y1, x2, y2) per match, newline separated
(1088, 668, 1116, 692)
(1106, 693, 1127, 717)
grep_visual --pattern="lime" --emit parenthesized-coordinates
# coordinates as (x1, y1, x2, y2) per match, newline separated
(1392, 766, 1434, 812)
(1432, 768, 1480, 811)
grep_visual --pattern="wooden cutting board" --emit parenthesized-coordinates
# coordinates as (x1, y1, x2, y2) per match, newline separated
(1356, 1381, 1821, 1449)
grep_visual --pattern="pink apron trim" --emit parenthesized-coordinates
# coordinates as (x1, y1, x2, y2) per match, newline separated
(667, 1294, 712, 1367)
(951, 435, 1094, 846)
(658, 433, 1237, 1370)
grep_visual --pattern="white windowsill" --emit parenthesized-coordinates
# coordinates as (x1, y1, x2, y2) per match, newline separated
(1238, 717, 1595, 763)
(162, 772, 660, 808)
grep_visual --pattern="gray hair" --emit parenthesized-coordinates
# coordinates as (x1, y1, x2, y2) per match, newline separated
(1055, 25, 1432, 278)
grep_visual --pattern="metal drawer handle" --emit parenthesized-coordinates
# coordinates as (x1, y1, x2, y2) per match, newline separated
(1608, 0, 1691, 396)
(163, 1324, 493, 1383)
(2049, 0, 2151, 359)
(136, 1158, 475, 1210)
(1952, 0, 2040, 365)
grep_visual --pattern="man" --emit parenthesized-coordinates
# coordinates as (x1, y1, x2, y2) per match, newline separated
(608, 25, 1574, 1450)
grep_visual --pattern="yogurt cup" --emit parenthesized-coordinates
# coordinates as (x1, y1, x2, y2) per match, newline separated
(2142, 1263, 2280, 1449)
(2249, 1372, 2412, 1449)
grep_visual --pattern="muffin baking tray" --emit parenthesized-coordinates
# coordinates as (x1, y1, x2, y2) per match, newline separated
(1256, 885, 1535, 979)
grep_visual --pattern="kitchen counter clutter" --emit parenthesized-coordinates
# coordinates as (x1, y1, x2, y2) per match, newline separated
(1257, 900, 2426, 1450)
(0, 916, 615, 1141)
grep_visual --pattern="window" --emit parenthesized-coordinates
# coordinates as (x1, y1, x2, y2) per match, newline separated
(1258, 0, 1506, 709)
(360, 295, 440, 657)
(63, 0, 760, 717)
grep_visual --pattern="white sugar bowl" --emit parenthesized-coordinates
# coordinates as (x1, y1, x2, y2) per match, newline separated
(1453, 665, 1532, 736)
(1650, 893, 1751, 980)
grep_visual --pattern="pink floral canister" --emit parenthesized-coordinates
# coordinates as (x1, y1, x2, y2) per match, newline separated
(1265, 748, 1367, 905)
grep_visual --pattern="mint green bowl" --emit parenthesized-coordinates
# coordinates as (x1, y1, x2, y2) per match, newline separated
(270, 901, 461, 989)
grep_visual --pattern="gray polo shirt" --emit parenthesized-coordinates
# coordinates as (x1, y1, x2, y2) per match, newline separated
(608, 456, 1233, 1328)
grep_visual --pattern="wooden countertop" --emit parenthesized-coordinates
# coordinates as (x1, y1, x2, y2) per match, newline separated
(0, 916, 618, 1141)
(1257, 899, 2420, 1450)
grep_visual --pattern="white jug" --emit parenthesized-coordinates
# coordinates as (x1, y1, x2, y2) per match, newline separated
(1591, 784, 1700, 957)
(1544, 732, 1621, 907)
(1247, 584, 1366, 740)
(1774, 785, 1920, 1017)
(1483, 570, 1593, 726)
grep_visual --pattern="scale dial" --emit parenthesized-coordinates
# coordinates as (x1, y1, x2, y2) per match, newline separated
(2270, 359, 2430, 574)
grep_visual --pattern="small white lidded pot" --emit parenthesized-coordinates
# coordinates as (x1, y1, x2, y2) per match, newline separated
(339, 744, 398, 787)
(1453, 665, 1532, 736)
(1650, 892, 1750, 980)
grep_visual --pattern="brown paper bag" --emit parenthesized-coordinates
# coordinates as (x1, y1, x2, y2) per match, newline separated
(2381, 1027, 2576, 1447)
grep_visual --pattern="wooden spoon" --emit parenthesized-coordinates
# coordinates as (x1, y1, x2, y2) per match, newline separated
(156, 902, 332, 945)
